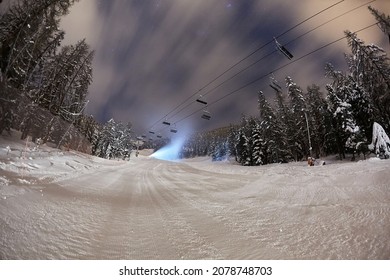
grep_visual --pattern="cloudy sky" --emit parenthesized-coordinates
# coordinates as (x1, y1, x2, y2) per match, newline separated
(60, 0, 390, 137)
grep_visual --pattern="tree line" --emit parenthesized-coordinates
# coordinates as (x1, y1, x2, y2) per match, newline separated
(181, 6, 390, 165)
(1, 3, 389, 163)
(0, 0, 134, 158)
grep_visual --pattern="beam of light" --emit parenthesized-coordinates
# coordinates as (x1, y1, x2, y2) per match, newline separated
(150, 135, 186, 161)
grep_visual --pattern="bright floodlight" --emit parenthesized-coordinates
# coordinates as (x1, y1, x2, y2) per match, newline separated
(150, 136, 185, 161)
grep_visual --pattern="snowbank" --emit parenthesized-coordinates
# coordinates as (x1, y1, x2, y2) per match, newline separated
(0, 131, 126, 198)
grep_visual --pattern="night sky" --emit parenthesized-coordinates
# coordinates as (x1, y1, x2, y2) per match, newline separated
(60, 0, 390, 138)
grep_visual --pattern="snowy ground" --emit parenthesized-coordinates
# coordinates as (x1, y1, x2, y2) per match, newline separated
(0, 132, 389, 259)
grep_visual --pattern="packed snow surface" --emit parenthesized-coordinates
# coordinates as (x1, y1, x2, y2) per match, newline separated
(0, 133, 389, 259)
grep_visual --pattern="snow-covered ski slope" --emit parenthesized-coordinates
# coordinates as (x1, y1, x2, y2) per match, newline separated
(1, 134, 389, 259)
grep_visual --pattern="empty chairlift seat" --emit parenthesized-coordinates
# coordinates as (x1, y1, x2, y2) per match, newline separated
(269, 80, 282, 92)
(196, 98, 208, 105)
(201, 110, 211, 120)
(274, 38, 293, 60)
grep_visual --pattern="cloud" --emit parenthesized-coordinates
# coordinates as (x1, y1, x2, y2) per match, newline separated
(60, 0, 390, 136)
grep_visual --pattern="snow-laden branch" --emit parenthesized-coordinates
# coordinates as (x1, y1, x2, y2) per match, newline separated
(369, 122, 390, 158)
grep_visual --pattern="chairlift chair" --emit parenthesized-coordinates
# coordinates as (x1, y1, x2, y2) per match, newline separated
(170, 124, 178, 133)
(274, 38, 293, 60)
(157, 134, 162, 138)
(196, 98, 208, 105)
(196, 95, 208, 105)
(149, 131, 155, 134)
(269, 80, 282, 92)
(162, 120, 171, 126)
(201, 110, 211, 120)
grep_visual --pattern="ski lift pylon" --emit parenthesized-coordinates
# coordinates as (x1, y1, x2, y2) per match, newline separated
(274, 38, 293, 60)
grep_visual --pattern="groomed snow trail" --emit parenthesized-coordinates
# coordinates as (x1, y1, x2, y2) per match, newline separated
(1, 154, 390, 259)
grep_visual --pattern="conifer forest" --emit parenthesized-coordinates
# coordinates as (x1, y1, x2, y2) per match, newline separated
(1, 1, 390, 164)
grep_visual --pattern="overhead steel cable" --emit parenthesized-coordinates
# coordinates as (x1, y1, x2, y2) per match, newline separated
(147, 0, 346, 132)
(170, 23, 379, 126)
(156, 0, 376, 130)
(283, 0, 376, 46)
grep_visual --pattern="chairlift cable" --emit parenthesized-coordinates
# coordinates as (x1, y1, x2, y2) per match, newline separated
(274, 0, 345, 40)
(162, 0, 375, 123)
(147, 0, 347, 131)
(283, 0, 376, 47)
(171, 23, 378, 125)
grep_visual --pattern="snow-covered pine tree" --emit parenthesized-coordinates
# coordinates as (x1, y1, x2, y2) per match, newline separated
(0, 81, 16, 134)
(35, 39, 93, 121)
(235, 116, 251, 165)
(210, 137, 228, 162)
(369, 122, 390, 159)
(75, 114, 97, 144)
(257, 90, 273, 163)
(250, 119, 264, 165)
(98, 118, 116, 159)
(344, 31, 389, 135)
(368, 6, 390, 43)
(110, 121, 132, 159)
(258, 90, 288, 163)
(91, 119, 133, 160)
(0, 0, 76, 87)
(325, 63, 363, 159)
(91, 123, 103, 156)
(273, 86, 292, 162)
(227, 124, 239, 162)
(305, 84, 329, 158)
(208, 137, 217, 160)
(285, 76, 309, 161)
(234, 116, 265, 166)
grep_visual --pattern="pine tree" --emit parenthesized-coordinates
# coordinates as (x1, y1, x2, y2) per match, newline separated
(344, 30, 389, 134)
(368, 6, 390, 43)
(258, 90, 289, 163)
(34, 39, 93, 121)
(0, 82, 17, 134)
(251, 119, 264, 165)
(0, 0, 76, 86)
(285, 76, 309, 161)
(305, 84, 328, 157)
(273, 86, 292, 162)
(236, 116, 251, 165)
(325, 63, 362, 159)
(227, 124, 239, 161)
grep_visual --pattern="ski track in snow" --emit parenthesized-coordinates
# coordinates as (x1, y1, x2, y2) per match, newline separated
(1, 137, 390, 259)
